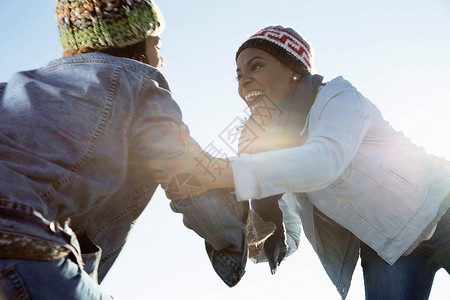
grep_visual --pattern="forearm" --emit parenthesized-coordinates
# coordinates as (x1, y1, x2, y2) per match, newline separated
(229, 90, 373, 201)
(229, 142, 346, 201)
(203, 157, 235, 190)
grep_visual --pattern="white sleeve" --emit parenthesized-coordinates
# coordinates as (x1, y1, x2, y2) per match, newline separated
(230, 89, 372, 201)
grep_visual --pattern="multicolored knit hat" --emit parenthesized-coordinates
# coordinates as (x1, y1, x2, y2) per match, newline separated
(56, 0, 163, 54)
(236, 25, 312, 74)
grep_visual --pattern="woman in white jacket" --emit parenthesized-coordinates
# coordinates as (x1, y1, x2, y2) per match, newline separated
(150, 25, 450, 299)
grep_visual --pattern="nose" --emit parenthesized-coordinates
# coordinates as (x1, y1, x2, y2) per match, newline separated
(238, 73, 252, 88)
(238, 73, 252, 100)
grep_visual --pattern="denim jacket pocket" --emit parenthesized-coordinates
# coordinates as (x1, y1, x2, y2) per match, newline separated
(76, 231, 102, 283)
(378, 162, 418, 191)
(375, 162, 421, 212)
(0, 264, 30, 300)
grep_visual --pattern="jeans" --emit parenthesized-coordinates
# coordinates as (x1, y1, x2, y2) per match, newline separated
(361, 208, 450, 300)
(0, 256, 112, 300)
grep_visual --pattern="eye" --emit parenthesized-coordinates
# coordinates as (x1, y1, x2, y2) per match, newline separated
(236, 74, 242, 81)
(251, 63, 262, 71)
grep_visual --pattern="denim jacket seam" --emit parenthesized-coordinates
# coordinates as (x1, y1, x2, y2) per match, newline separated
(132, 184, 157, 208)
(220, 190, 248, 227)
(40, 66, 121, 200)
(172, 189, 248, 228)
(377, 183, 439, 253)
(100, 240, 126, 265)
(90, 205, 134, 238)
(340, 165, 414, 220)
(42, 54, 158, 81)
(208, 249, 246, 287)
(0, 199, 35, 215)
(216, 251, 243, 270)
(88, 184, 153, 238)
(131, 77, 153, 122)
(336, 182, 398, 229)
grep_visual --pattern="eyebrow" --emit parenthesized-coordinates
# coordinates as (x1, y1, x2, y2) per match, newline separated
(236, 56, 266, 72)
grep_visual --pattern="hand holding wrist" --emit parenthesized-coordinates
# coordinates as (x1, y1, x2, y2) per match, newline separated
(148, 148, 235, 200)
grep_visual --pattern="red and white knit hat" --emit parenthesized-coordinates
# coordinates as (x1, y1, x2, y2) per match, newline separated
(236, 25, 312, 74)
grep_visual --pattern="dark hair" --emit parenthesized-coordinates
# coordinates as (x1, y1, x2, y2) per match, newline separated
(101, 40, 148, 64)
(62, 40, 148, 64)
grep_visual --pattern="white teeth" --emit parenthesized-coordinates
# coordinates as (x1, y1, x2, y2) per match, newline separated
(245, 91, 263, 101)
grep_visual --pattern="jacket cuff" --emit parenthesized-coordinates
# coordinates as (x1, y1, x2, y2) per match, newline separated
(229, 155, 258, 201)
(205, 241, 247, 287)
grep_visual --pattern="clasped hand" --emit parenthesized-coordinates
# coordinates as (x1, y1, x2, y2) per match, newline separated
(148, 132, 233, 201)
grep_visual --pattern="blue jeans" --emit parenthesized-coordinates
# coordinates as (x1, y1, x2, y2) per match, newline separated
(0, 256, 112, 300)
(361, 208, 450, 300)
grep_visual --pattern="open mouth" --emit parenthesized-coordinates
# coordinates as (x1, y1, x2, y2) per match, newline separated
(245, 91, 264, 108)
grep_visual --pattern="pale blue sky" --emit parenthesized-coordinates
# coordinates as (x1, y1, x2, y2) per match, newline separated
(1, 1, 449, 299)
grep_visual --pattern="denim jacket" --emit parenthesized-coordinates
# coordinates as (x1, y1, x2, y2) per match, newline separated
(0, 52, 251, 286)
(0, 52, 192, 282)
(229, 77, 450, 298)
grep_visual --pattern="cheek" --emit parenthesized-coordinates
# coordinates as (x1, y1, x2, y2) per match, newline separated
(151, 55, 163, 69)
(146, 48, 161, 68)
(270, 75, 294, 100)
(238, 86, 245, 101)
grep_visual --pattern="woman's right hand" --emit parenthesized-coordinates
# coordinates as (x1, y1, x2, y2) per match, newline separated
(148, 132, 235, 200)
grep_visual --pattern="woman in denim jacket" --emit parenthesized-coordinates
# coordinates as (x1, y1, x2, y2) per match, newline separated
(0, 1, 248, 299)
(152, 25, 450, 299)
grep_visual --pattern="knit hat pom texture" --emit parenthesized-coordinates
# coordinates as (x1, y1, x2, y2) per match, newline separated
(56, 0, 162, 53)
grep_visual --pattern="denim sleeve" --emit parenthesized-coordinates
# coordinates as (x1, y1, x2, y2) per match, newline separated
(129, 74, 187, 161)
(170, 188, 249, 287)
(130, 73, 248, 286)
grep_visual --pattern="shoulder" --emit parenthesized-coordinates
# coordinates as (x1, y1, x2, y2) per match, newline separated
(318, 76, 357, 98)
(43, 53, 158, 77)
(42, 53, 170, 90)
(316, 76, 368, 107)
(310, 76, 372, 120)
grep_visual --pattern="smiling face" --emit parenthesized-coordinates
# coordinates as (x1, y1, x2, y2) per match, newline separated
(236, 48, 296, 110)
